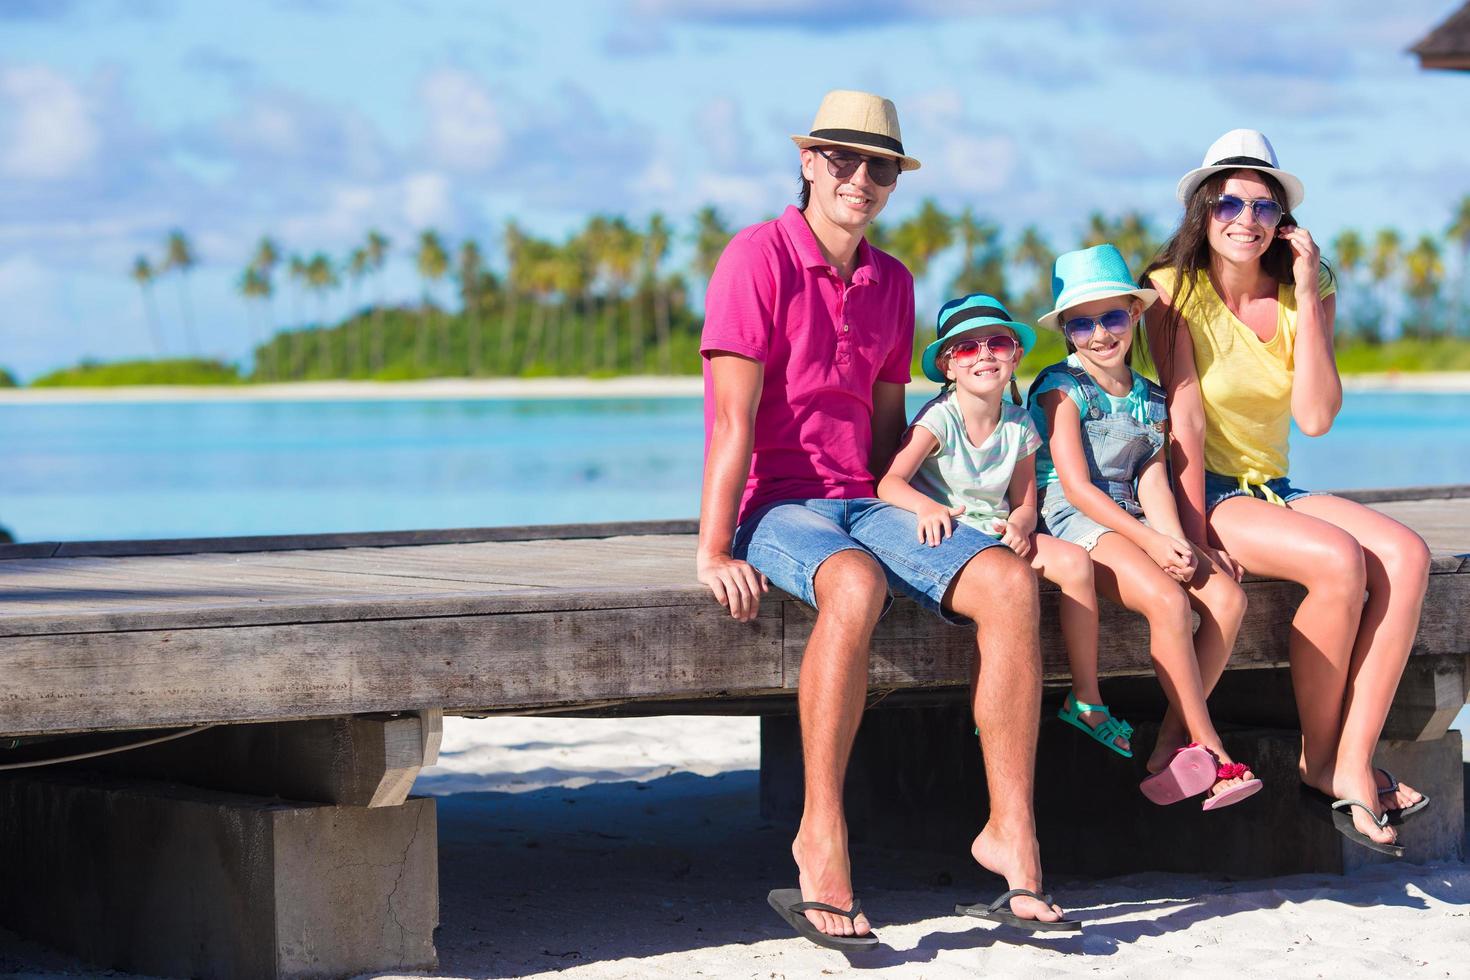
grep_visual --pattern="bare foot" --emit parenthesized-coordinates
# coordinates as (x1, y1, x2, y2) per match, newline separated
(1196, 743, 1256, 800)
(792, 827, 871, 939)
(970, 822, 1064, 924)
(1301, 761, 1397, 845)
(1375, 769, 1425, 812)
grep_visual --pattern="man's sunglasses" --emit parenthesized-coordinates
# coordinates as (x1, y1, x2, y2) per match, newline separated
(945, 334, 1019, 365)
(813, 147, 901, 187)
(1062, 308, 1134, 344)
(1211, 193, 1284, 229)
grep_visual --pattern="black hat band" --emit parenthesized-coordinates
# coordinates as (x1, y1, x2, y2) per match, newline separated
(941, 305, 1010, 337)
(1210, 155, 1274, 168)
(808, 128, 905, 156)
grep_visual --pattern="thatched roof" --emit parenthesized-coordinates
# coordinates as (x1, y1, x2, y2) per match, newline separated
(1412, 2, 1470, 70)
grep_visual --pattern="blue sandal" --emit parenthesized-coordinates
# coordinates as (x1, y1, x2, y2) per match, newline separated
(1057, 692, 1133, 758)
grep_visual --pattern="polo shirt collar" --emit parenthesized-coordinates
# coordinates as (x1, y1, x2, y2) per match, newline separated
(779, 205, 882, 284)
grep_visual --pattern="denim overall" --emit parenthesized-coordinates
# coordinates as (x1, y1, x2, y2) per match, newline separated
(1029, 362, 1167, 545)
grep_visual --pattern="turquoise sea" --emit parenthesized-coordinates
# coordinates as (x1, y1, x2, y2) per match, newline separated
(2, 390, 1469, 543)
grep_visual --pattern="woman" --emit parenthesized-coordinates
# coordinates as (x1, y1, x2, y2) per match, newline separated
(1143, 129, 1431, 855)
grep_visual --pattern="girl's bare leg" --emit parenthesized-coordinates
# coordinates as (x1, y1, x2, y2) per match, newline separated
(1153, 551, 1248, 760)
(1031, 534, 1126, 752)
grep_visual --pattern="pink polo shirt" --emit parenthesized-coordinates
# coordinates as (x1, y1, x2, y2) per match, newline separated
(701, 205, 915, 524)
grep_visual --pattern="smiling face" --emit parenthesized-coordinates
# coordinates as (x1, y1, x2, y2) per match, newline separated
(1207, 171, 1280, 265)
(800, 145, 896, 235)
(940, 325, 1020, 397)
(1060, 297, 1140, 371)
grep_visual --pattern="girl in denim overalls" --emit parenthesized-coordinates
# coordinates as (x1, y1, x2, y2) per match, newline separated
(1030, 244, 1259, 811)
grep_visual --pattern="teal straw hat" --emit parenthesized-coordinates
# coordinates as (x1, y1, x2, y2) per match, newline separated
(1037, 244, 1157, 331)
(921, 293, 1036, 383)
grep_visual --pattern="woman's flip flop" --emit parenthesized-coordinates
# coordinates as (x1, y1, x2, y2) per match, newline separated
(1200, 758, 1263, 811)
(1299, 784, 1405, 858)
(1377, 767, 1430, 825)
(1139, 743, 1217, 804)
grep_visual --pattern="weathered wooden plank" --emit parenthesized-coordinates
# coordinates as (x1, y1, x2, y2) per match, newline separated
(0, 601, 783, 736)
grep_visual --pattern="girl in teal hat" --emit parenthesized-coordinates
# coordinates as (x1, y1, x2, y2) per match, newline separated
(878, 292, 1127, 756)
(1029, 244, 1258, 809)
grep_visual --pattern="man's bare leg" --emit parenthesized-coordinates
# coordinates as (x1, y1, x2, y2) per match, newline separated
(948, 546, 1063, 923)
(792, 548, 888, 938)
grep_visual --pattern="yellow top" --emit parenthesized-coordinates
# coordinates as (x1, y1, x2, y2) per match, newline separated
(1150, 265, 1335, 485)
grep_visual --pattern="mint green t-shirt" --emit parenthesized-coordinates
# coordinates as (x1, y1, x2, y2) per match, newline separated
(1026, 353, 1160, 490)
(909, 391, 1042, 531)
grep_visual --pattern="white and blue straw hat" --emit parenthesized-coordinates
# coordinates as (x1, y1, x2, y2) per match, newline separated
(1037, 245, 1157, 332)
(921, 293, 1036, 383)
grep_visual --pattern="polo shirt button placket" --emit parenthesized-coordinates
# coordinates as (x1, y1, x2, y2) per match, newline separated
(834, 277, 852, 368)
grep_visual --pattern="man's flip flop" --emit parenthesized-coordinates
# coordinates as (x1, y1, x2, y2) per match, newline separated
(1200, 759, 1263, 811)
(955, 888, 1081, 933)
(766, 888, 879, 951)
(1299, 785, 1405, 858)
(1139, 743, 1217, 805)
(1377, 767, 1430, 825)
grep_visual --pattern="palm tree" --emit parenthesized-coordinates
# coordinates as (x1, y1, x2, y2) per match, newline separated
(163, 230, 199, 354)
(129, 256, 165, 356)
(1403, 236, 1445, 339)
(692, 206, 732, 294)
(645, 212, 674, 374)
(603, 217, 641, 373)
(457, 238, 485, 375)
(1011, 225, 1054, 321)
(304, 253, 338, 375)
(365, 230, 390, 374)
(1448, 195, 1470, 337)
(346, 246, 370, 376)
(287, 254, 309, 377)
(415, 230, 449, 374)
(237, 266, 270, 377)
(889, 198, 954, 281)
(251, 237, 281, 365)
(1370, 229, 1402, 340)
(1331, 229, 1368, 342)
(952, 207, 1005, 298)
(501, 222, 526, 375)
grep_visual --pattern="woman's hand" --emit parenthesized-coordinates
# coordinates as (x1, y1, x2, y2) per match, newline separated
(1144, 530, 1196, 582)
(917, 500, 966, 547)
(1199, 543, 1244, 581)
(1278, 225, 1321, 296)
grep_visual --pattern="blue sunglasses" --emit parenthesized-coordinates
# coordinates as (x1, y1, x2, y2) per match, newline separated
(1062, 308, 1134, 343)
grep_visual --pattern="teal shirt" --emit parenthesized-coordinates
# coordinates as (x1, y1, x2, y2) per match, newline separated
(1027, 354, 1160, 490)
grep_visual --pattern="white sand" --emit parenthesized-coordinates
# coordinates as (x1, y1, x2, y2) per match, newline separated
(4, 370, 1470, 405)
(0, 714, 1465, 979)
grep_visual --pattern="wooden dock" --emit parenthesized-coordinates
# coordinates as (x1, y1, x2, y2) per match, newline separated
(0, 486, 1466, 979)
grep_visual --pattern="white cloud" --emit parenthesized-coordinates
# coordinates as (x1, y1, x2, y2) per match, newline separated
(402, 171, 454, 228)
(420, 68, 505, 173)
(0, 66, 100, 180)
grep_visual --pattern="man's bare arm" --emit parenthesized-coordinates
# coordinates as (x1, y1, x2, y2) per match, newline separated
(697, 352, 769, 621)
(869, 380, 908, 480)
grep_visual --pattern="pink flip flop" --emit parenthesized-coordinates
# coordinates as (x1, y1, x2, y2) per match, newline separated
(1200, 760, 1263, 811)
(1139, 743, 1217, 805)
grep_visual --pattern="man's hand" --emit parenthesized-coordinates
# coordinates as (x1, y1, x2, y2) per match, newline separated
(697, 552, 769, 621)
(917, 501, 965, 547)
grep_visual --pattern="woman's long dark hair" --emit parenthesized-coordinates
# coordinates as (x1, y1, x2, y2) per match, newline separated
(1141, 168, 1334, 376)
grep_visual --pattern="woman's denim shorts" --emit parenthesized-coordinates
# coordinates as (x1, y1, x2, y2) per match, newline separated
(732, 497, 1003, 624)
(1203, 472, 1318, 514)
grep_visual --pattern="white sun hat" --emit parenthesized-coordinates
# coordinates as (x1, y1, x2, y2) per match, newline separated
(791, 89, 921, 172)
(1176, 129, 1304, 211)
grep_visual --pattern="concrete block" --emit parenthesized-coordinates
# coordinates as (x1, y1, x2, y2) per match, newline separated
(760, 698, 1464, 878)
(0, 774, 437, 979)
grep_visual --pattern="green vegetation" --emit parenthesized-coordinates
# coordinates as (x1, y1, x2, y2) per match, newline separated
(99, 192, 1470, 384)
(0, 366, 17, 388)
(31, 358, 241, 387)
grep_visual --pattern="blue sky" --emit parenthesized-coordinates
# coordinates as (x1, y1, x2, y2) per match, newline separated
(1, 0, 1467, 378)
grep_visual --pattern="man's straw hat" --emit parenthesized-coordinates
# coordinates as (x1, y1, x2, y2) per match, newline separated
(791, 90, 921, 172)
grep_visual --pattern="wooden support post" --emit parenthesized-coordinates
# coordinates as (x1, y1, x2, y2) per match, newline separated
(90, 709, 444, 807)
(0, 773, 438, 979)
(1381, 655, 1470, 741)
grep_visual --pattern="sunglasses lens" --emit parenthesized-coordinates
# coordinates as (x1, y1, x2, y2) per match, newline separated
(823, 151, 861, 179)
(947, 340, 981, 365)
(1212, 194, 1246, 222)
(1253, 200, 1284, 228)
(867, 157, 900, 186)
(1099, 309, 1133, 333)
(1063, 318, 1095, 341)
(987, 335, 1018, 357)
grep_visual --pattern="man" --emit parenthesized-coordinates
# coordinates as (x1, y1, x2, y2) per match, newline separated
(697, 89, 1071, 948)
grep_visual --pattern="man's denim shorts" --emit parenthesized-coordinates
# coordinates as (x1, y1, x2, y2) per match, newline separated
(732, 498, 1003, 624)
(1203, 471, 1318, 514)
